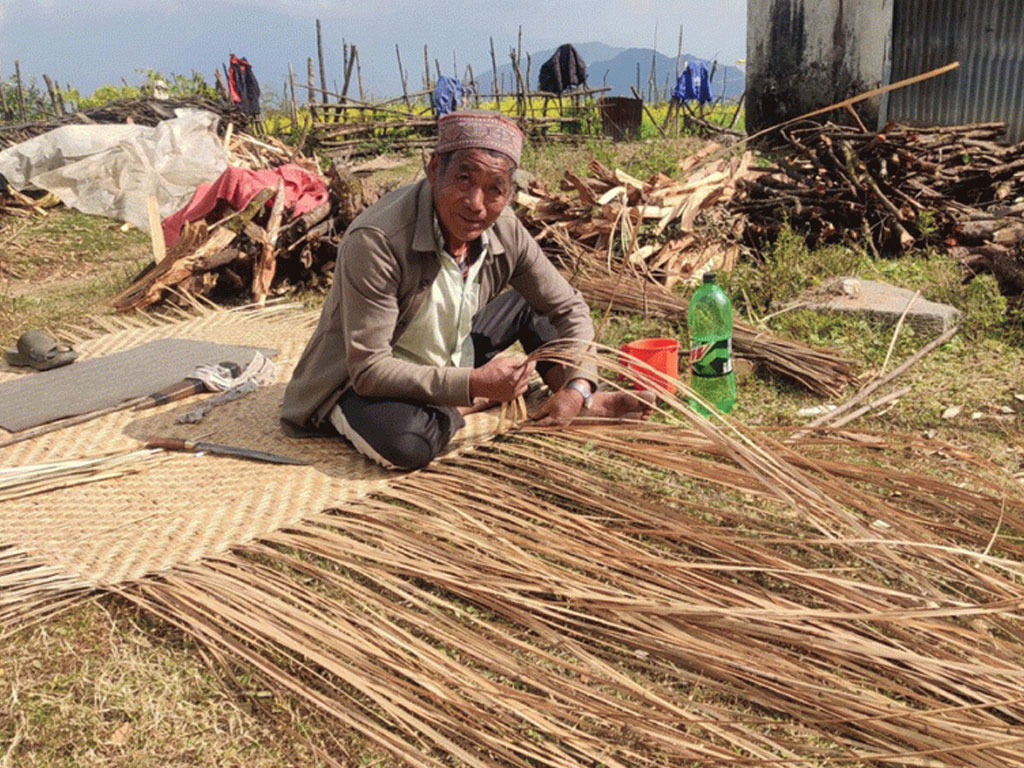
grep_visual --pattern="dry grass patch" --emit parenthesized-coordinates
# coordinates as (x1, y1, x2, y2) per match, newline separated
(0, 210, 150, 345)
(0, 597, 395, 767)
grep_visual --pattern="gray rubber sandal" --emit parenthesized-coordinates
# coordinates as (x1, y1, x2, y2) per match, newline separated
(3, 330, 78, 371)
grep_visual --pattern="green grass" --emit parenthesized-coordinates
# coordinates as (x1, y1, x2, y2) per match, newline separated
(0, 211, 150, 345)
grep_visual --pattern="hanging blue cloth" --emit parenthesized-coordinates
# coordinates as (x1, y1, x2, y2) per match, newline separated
(433, 76, 467, 116)
(672, 62, 713, 104)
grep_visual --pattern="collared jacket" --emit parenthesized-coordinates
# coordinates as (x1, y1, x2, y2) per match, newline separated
(281, 178, 596, 435)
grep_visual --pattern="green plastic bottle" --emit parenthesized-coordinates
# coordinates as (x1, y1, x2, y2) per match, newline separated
(687, 272, 736, 415)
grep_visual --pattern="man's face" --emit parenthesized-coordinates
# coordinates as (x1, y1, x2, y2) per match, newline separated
(427, 149, 514, 252)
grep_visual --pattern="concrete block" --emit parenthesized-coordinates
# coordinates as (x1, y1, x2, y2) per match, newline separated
(799, 277, 961, 336)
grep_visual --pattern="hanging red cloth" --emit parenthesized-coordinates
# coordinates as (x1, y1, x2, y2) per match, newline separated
(226, 54, 242, 103)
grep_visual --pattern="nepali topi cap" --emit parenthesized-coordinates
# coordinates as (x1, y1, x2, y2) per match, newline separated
(436, 111, 524, 165)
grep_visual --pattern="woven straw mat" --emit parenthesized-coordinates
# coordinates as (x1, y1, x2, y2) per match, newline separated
(0, 308, 502, 586)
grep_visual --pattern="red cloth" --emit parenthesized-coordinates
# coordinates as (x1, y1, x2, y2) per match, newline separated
(227, 55, 242, 103)
(162, 164, 329, 250)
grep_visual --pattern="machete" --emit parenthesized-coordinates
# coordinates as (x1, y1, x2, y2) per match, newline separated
(145, 436, 309, 465)
(135, 361, 242, 410)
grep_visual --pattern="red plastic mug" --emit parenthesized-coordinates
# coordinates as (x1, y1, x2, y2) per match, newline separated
(619, 338, 680, 392)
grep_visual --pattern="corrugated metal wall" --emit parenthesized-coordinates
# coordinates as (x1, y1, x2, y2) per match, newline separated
(887, 0, 1024, 142)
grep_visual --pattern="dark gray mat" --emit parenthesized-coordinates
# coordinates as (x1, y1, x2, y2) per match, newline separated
(0, 339, 276, 432)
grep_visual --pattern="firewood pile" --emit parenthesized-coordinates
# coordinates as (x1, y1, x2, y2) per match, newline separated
(514, 150, 857, 396)
(738, 120, 1024, 295)
(0, 187, 60, 219)
(0, 96, 248, 150)
(517, 144, 752, 290)
(112, 133, 382, 311)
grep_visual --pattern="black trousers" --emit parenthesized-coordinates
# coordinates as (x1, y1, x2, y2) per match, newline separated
(330, 291, 558, 469)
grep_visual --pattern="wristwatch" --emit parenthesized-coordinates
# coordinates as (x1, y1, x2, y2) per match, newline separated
(564, 378, 595, 410)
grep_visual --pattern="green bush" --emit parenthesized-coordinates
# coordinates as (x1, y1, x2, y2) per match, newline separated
(65, 69, 218, 111)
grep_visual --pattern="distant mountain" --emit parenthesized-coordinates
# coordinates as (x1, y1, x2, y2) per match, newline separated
(476, 42, 744, 102)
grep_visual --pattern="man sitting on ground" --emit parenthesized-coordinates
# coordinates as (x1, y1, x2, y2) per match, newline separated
(282, 111, 649, 469)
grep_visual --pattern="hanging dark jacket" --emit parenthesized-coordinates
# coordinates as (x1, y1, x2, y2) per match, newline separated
(538, 44, 587, 94)
(229, 55, 262, 115)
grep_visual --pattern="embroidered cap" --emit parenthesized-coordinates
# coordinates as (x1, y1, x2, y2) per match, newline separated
(436, 111, 524, 166)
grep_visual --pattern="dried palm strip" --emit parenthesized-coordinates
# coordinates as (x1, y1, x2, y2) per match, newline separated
(0, 449, 164, 501)
(118, 361, 1024, 767)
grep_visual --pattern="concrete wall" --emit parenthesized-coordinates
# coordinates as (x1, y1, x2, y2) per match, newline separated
(746, 0, 892, 133)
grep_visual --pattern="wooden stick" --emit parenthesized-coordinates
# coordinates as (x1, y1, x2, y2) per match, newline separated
(14, 59, 26, 121)
(630, 86, 667, 139)
(341, 48, 355, 99)
(355, 46, 365, 101)
(805, 324, 960, 432)
(396, 44, 410, 109)
(828, 385, 912, 430)
(0, 397, 149, 451)
(517, 25, 522, 73)
(878, 291, 919, 378)
(0, 61, 8, 120)
(467, 64, 479, 108)
(728, 89, 746, 129)
(692, 61, 962, 181)
(675, 25, 683, 79)
(423, 44, 432, 92)
(306, 58, 315, 105)
(489, 37, 499, 105)
(146, 196, 166, 264)
(42, 74, 62, 117)
(316, 18, 328, 105)
(214, 67, 227, 101)
(252, 179, 286, 305)
(287, 64, 298, 126)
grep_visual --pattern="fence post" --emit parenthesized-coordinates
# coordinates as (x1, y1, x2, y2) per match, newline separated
(0, 61, 8, 120)
(288, 63, 298, 126)
(396, 45, 411, 109)
(489, 37, 499, 107)
(316, 19, 328, 105)
(42, 75, 59, 116)
(15, 60, 27, 121)
(306, 57, 316, 123)
(423, 44, 432, 92)
(355, 46, 364, 101)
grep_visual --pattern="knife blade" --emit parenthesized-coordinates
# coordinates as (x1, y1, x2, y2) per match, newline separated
(145, 436, 309, 465)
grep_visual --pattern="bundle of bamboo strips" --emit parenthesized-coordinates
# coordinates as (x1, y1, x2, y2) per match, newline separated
(575, 272, 857, 397)
(0, 449, 165, 502)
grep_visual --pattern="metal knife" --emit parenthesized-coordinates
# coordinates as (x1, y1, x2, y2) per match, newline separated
(144, 436, 309, 465)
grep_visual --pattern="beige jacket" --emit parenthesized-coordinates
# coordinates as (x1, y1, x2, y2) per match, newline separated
(281, 178, 595, 434)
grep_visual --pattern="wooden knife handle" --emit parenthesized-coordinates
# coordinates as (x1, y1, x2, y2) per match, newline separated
(145, 437, 195, 452)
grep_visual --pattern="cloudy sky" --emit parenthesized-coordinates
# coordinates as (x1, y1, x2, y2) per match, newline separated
(0, 0, 747, 102)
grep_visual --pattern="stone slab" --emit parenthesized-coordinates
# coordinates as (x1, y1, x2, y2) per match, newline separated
(800, 277, 961, 336)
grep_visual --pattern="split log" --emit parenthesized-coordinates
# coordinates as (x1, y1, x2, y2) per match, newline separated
(253, 180, 287, 304)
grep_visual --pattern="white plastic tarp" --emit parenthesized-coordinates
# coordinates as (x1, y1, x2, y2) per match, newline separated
(0, 108, 228, 232)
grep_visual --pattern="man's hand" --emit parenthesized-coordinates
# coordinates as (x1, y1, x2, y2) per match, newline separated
(469, 354, 535, 402)
(530, 387, 585, 427)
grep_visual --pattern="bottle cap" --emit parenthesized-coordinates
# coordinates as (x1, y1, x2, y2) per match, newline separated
(702, 271, 716, 283)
